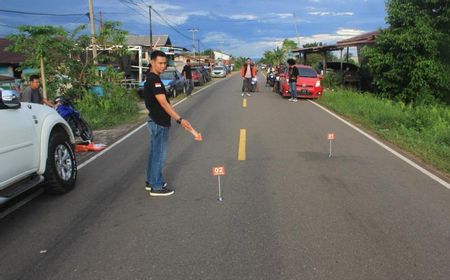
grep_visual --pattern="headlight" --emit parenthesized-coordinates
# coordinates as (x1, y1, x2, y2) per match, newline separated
(315, 80, 321, 87)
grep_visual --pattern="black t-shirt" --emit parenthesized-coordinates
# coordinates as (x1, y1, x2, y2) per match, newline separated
(144, 72, 171, 127)
(289, 66, 299, 83)
(182, 65, 192, 79)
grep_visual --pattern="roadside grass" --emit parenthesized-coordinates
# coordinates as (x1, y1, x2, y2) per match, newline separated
(317, 89, 450, 174)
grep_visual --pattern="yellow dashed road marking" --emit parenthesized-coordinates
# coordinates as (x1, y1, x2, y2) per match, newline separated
(238, 129, 246, 161)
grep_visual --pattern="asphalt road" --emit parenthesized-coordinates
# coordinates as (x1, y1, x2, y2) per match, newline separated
(1, 73, 450, 280)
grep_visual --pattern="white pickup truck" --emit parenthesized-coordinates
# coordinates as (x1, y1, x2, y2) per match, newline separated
(0, 88, 77, 205)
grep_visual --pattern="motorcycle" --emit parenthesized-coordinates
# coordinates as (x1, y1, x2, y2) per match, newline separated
(55, 96, 94, 142)
(266, 71, 276, 87)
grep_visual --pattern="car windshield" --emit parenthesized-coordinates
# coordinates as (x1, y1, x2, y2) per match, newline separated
(214, 67, 224, 70)
(298, 67, 318, 78)
(160, 71, 175, 80)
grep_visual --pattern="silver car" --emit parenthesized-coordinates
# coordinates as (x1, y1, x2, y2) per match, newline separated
(211, 66, 227, 78)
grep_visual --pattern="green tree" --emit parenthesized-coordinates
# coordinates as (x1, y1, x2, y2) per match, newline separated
(363, 0, 450, 104)
(200, 48, 214, 57)
(6, 25, 75, 98)
(7, 21, 129, 99)
(282, 39, 297, 52)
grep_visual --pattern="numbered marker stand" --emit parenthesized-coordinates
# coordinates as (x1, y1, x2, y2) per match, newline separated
(212, 166, 226, 201)
(327, 133, 335, 158)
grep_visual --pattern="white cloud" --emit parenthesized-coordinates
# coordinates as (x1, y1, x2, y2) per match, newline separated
(336, 28, 365, 36)
(226, 27, 367, 57)
(309, 11, 354, 16)
(229, 14, 258, 20)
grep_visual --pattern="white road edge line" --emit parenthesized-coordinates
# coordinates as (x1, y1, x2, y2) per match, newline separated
(308, 100, 450, 190)
(78, 75, 232, 170)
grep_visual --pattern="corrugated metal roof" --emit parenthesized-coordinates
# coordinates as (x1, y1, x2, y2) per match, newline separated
(126, 35, 171, 47)
(0, 39, 25, 64)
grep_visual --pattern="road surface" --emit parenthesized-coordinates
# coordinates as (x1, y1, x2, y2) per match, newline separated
(1, 73, 450, 280)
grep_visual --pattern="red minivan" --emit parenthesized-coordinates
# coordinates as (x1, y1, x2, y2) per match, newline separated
(279, 65, 323, 99)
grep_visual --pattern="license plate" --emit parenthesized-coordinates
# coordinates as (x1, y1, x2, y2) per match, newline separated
(301, 89, 309, 94)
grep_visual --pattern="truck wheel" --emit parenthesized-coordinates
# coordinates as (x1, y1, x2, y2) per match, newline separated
(44, 131, 77, 194)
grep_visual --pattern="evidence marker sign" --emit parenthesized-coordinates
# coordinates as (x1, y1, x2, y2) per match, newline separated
(211, 166, 225, 201)
(211, 166, 226, 176)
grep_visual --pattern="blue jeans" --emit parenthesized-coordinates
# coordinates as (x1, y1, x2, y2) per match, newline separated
(289, 81, 297, 99)
(186, 79, 194, 96)
(147, 119, 169, 189)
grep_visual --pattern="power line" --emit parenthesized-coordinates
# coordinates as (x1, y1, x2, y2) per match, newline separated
(0, 8, 86, 17)
(150, 7, 191, 40)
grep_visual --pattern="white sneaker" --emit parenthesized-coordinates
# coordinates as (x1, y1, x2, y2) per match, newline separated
(241, 93, 244, 97)
(293, 98, 298, 103)
(246, 93, 251, 96)
(289, 98, 293, 102)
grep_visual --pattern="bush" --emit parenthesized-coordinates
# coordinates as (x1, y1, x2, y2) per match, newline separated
(75, 86, 139, 130)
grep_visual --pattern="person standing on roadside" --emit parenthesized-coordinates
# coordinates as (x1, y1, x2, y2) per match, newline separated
(287, 59, 299, 103)
(21, 75, 55, 107)
(241, 58, 255, 97)
(181, 59, 193, 97)
(144, 50, 194, 197)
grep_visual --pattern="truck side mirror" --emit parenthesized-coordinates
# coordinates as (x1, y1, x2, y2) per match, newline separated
(0, 89, 21, 109)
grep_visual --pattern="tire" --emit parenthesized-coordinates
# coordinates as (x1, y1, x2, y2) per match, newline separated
(66, 116, 81, 138)
(44, 131, 77, 194)
(77, 117, 93, 142)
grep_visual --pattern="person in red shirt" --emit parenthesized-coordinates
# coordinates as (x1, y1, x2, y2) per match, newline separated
(240, 58, 256, 97)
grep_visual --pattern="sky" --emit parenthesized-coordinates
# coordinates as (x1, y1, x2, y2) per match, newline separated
(0, 0, 387, 58)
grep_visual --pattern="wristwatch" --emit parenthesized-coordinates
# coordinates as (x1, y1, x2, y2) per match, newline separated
(176, 117, 183, 124)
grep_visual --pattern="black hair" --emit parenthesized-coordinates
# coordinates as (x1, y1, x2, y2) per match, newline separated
(186, 59, 190, 62)
(287, 59, 296, 66)
(150, 50, 166, 60)
(29, 74, 40, 82)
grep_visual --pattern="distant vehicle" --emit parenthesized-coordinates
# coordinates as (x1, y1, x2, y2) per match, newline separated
(137, 70, 186, 97)
(160, 70, 186, 97)
(266, 71, 276, 87)
(192, 66, 210, 83)
(211, 66, 227, 78)
(278, 65, 323, 99)
(192, 69, 205, 86)
(0, 88, 77, 205)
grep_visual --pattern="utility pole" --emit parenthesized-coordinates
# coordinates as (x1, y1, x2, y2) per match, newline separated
(149, 5, 153, 51)
(188, 28, 199, 57)
(293, 11, 301, 48)
(197, 39, 200, 54)
(88, 0, 98, 64)
(99, 10, 103, 32)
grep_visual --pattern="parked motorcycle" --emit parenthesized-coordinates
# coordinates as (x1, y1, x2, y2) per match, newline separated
(266, 71, 276, 87)
(55, 96, 94, 142)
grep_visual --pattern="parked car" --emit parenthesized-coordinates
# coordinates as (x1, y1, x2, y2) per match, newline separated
(192, 66, 210, 83)
(278, 65, 323, 99)
(192, 69, 205, 86)
(137, 69, 186, 97)
(211, 66, 227, 78)
(160, 69, 186, 97)
(0, 88, 78, 205)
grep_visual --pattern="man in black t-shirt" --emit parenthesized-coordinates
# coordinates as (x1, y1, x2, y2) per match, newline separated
(144, 50, 193, 197)
(181, 59, 193, 97)
(287, 59, 299, 103)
